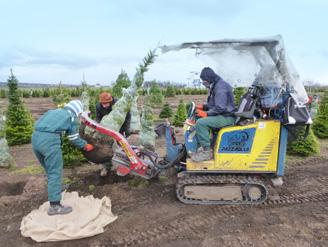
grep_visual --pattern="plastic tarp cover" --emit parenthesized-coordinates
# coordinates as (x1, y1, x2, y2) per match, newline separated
(0, 111, 14, 167)
(129, 96, 141, 133)
(160, 35, 308, 105)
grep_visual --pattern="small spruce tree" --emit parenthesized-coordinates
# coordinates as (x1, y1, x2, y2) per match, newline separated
(112, 70, 131, 98)
(165, 85, 176, 97)
(52, 82, 70, 107)
(5, 71, 34, 146)
(159, 102, 173, 118)
(173, 99, 187, 127)
(149, 81, 164, 106)
(42, 88, 50, 97)
(0, 89, 6, 98)
(287, 127, 319, 156)
(312, 92, 328, 138)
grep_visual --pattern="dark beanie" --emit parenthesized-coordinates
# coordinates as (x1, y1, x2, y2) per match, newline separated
(200, 67, 220, 84)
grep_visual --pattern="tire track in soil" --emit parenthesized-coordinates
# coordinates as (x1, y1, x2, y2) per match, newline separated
(109, 158, 328, 246)
(111, 188, 328, 246)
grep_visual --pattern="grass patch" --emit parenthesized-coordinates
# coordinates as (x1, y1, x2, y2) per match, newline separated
(128, 177, 150, 188)
(63, 177, 75, 185)
(88, 184, 96, 192)
(11, 165, 44, 175)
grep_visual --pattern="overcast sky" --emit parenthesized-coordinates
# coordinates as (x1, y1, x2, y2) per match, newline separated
(0, 0, 327, 85)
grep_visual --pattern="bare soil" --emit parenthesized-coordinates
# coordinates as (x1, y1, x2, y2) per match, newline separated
(0, 97, 328, 247)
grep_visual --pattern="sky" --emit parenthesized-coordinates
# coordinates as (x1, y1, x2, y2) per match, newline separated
(0, 0, 327, 85)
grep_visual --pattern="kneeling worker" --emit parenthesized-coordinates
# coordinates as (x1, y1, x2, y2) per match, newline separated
(32, 100, 94, 216)
(192, 67, 235, 162)
(96, 92, 131, 176)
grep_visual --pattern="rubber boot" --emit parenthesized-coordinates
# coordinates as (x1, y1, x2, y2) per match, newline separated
(48, 204, 73, 216)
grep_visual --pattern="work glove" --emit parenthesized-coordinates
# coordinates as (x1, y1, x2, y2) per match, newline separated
(84, 143, 94, 152)
(196, 109, 207, 118)
(196, 104, 204, 110)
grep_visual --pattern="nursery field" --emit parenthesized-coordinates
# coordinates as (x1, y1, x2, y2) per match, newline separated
(0, 96, 328, 247)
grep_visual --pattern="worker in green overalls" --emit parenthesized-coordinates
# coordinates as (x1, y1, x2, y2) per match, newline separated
(32, 100, 94, 216)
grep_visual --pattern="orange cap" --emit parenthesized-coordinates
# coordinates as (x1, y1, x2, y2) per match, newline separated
(99, 92, 113, 103)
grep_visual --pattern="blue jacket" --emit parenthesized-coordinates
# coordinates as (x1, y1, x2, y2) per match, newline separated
(34, 108, 87, 149)
(200, 67, 235, 116)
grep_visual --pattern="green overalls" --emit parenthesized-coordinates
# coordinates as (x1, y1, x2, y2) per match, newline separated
(32, 108, 86, 202)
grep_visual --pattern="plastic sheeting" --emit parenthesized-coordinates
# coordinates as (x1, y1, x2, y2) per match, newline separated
(80, 91, 90, 112)
(82, 50, 157, 151)
(129, 96, 141, 133)
(0, 138, 14, 167)
(161, 35, 308, 105)
(0, 111, 14, 167)
(99, 86, 136, 134)
(140, 102, 156, 150)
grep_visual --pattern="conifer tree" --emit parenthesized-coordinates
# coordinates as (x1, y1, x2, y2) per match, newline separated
(312, 91, 328, 138)
(112, 70, 131, 98)
(149, 81, 164, 106)
(159, 102, 173, 118)
(287, 127, 319, 156)
(0, 89, 7, 98)
(165, 85, 176, 97)
(52, 82, 70, 107)
(5, 70, 34, 145)
(173, 100, 187, 127)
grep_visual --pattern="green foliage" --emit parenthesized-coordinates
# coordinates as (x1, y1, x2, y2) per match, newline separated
(164, 86, 176, 97)
(62, 137, 86, 167)
(134, 49, 157, 88)
(287, 127, 319, 156)
(0, 89, 6, 98)
(88, 184, 96, 192)
(173, 99, 187, 127)
(175, 88, 182, 95)
(42, 88, 50, 97)
(149, 81, 164, 106)
(233, 87, 245, 106)
(32, 89, 42, 97)
(5, 71, 34, 146)
(159, 102, 173, 118)
(89, 95, 98, 119)
(52, 82, 70, 107)
(12, 165, 44, 175)
(21, 90, 30, 98)
(312, 91, 328, 138)
(112, 70, 131, 98)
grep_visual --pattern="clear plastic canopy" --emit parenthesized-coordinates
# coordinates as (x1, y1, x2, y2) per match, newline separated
(161, 35, 308, 105)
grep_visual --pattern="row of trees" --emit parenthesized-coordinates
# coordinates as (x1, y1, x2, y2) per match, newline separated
(0, 78, 208, 101)
(2, 69, 328, 169)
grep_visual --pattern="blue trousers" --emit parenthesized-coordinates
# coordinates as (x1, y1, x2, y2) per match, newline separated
(32, 131, 63, 202)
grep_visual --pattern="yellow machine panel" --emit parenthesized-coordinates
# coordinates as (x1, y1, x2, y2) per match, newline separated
(187, 120, 281, 173)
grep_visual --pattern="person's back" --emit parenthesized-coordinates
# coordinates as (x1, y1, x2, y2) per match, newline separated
(32, 100, 93, 216)
(35, 108, 76, 134)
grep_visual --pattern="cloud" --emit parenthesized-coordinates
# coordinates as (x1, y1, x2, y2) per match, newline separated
(0, 48, 102, 69)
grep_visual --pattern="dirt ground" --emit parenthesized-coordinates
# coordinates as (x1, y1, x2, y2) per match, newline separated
(1, 97, 328, 247)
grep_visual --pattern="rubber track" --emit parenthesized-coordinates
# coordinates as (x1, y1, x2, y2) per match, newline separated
(112, 188, 328, 246)
(176, 174, 268, 205)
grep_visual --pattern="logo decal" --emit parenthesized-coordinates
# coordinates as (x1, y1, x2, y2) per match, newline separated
(219, 128, 256, 153)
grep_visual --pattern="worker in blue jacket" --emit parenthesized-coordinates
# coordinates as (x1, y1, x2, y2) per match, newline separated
(192, 67, 235, 162)
(32, 100, 94, 216)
